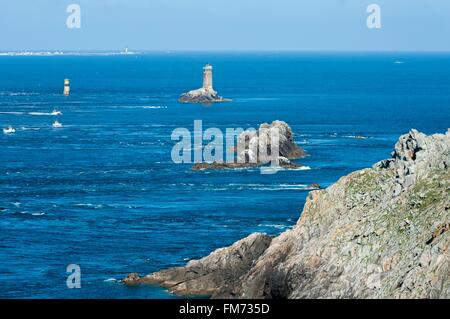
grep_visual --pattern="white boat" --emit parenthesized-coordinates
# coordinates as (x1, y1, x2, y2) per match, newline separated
(3, 126, 16, 134)
(51, 109, 62, 116)
(52, 121, 62, 128)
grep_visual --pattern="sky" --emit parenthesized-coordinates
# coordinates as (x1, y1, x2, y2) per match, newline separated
(1, 0, 450, 52)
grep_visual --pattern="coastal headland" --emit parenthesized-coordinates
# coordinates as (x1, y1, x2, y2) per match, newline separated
(125, 129, 450, 298)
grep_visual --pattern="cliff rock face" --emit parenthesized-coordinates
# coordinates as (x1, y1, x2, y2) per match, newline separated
(123, 233, 273, 296)
(126, 129, 450, 298)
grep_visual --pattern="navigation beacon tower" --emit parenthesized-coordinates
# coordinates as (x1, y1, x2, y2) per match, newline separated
(202, 64, 213, 91)
(63, 79, 70, 96)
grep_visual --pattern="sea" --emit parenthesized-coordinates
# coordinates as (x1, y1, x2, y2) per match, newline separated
(0, 52, 449, 298)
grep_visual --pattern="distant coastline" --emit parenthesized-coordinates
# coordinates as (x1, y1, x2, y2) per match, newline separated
(0, 50, 140, 57)
(3, 50, 450, 57)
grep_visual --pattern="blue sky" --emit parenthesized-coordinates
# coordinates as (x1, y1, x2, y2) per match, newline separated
(1, 0, 449, 51)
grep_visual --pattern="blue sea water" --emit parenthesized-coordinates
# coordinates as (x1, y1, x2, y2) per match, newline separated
(0, 53, 449, 298)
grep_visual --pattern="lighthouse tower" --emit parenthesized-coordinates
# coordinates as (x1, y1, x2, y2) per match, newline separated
(63, 79, 70, 96)
(202, 64, 213, 91)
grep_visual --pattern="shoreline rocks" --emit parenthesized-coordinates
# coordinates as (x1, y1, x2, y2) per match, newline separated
(126, 129, 450, 299)
(123, 233, 273, 296)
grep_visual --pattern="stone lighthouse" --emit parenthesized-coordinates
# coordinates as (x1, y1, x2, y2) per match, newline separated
(63, 79, 70, 96)
(178, 64, 230, 103)
(202, 64, 213, 91)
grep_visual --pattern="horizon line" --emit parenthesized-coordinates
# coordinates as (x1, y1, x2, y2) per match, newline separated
(2, 49, 450, 55)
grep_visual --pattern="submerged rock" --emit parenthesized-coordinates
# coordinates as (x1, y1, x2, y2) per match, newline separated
(127, 129, 450, 299)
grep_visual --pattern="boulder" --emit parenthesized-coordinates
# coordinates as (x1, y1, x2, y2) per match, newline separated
(193, 121, 306, 170)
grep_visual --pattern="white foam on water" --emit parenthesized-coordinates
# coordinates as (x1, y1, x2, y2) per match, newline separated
(28, 112, 55, 116)
(290, 166, 311, 171)
(0, 111, 24, 115)
(110, 105, 167, 109)
(20, 127, 41, 131)
(104, 278, 117, 283)
(258, 223, 292, 230)
(74, 203, 104, 209)
(342, 135, 369, 139)
(0, 92, 39, 96)
(221, 183, 314, 191)
(141, 106, 167, 109)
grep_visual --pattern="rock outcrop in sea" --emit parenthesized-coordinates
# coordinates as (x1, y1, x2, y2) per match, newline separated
(178, 64, 230, 104)
(192, 120, 306, 170)
(178, 87, 230, 104)
(125, 129, 450, 298)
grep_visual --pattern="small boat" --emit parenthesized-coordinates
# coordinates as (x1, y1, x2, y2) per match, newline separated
(3, 126, 16, 134)
(51, 109, 62, 116)
(52, 121, 62, 128)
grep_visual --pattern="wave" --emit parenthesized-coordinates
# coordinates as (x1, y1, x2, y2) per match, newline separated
(0, 111, 60, 116)
(12, 211, 46, 216)
(110, 105, 167, 109)
(260, 165, 311, 173)
(290, 166, 311, 171)
(103, 278, 117, 283)
(74, 203, 104, 209)
(141, 106, 167, 109)
(20, 127, 41, 131)
(0, 92, 39, 96)
(258, 223, 292, 230)
(342, 135, 369, 139)
(31, 212, 46, 216)
(28, 112, 58, 116)
(255, 187, 312, 191)
(224, 183, 314, 191)
(0, 111, 24, 115)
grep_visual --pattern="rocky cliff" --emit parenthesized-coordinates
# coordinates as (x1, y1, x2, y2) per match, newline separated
(125, 129, 450, 298)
